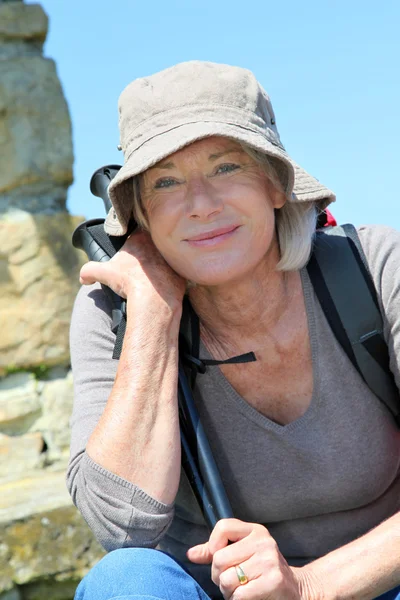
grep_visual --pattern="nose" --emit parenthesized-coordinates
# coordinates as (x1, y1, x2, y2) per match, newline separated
(185, 174, 223, 220)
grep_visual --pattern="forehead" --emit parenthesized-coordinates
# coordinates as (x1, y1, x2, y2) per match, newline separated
(154, 136, 242, 167)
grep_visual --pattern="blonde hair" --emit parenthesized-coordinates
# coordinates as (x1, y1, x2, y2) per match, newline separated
(239, 145, 318, 271)
(130, 140, 318, 272)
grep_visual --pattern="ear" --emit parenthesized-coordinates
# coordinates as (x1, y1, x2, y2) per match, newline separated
(265, 177, 287, 210)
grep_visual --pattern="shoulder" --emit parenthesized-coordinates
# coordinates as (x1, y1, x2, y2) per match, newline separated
(70, 282, 115, 356)
(357, 223, 400, 258)
(71, 282, 112, 327)
(355, 224, 400, 295)
(355, 224, 400, 391)
(315, 223, 400, 324)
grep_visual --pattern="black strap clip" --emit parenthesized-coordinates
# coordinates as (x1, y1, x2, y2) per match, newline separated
(183, 351, 257, 375)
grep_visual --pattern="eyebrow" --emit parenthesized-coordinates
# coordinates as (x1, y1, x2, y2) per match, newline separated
(151, 148, 243, 170)
(208, 148, 243, 161)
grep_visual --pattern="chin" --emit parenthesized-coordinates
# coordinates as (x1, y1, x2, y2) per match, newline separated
(180, 261, 253, 287)
(164, 246, 267, 287)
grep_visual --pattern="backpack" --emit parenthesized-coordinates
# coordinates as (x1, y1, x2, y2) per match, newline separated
(73, 218, 400, 426)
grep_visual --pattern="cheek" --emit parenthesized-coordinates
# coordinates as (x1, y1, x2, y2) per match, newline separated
(144, 184, 185, 215)
(259, 205, 277, 237)
(148, 222, 184, 272)
(245, 194, 276, 237)
(147, 199, 184, 238)
(146, 200, 180, 243)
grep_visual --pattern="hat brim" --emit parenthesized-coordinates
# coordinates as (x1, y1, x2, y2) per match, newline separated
(105, 121, 335, 236)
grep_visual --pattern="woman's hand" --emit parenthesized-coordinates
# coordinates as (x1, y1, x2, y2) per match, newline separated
(187, 519, 323, 600)
(79, 229, 186, 310)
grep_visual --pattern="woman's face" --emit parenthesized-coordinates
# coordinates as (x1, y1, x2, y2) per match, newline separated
(140, 136, 286, 286)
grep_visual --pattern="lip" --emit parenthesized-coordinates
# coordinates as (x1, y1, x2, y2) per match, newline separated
(185, 225, 239, 242)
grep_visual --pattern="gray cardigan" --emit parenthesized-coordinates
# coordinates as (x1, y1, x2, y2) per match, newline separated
(67, 225, 400, 598)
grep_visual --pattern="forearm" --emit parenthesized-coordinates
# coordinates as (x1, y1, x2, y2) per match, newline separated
(86, 296, 182, 505)
(303, 510, 400, 600)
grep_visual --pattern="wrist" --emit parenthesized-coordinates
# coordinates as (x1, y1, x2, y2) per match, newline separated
(126, 288, 183, 321)
(293, 565, 328, 600)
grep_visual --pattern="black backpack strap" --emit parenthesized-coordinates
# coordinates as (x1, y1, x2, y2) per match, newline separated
(86, 222, 128, 256)
(179, 297, 256, 389)
(112, 311, 127, 360)
(307, 224, 400, 424)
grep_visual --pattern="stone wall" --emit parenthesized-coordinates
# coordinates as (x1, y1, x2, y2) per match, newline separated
(0, 2, 105, 598)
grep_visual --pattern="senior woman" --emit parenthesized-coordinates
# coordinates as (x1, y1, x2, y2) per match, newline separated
(68, 61, 400, 600)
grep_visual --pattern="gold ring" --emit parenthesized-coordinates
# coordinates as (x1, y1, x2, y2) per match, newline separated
(235, 564, 248, 585)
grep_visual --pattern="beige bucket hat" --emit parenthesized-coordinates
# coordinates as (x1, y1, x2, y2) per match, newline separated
(105, 60, 335, 236)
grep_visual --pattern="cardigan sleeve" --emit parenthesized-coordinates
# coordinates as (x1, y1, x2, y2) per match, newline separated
(67, 282, 175, 551)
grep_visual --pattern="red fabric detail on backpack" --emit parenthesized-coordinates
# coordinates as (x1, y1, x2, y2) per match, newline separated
(325, 209, 337, 227)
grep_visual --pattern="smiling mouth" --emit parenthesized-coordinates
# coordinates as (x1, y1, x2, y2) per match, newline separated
(185, 226, 239, 242)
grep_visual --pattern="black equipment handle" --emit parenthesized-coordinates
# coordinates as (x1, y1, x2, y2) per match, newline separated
(90, 165, 122, 213)
(72, 165, 234, 531)
(178, 363, 234, 526)
(72, 218, 112, 262)
(72, 218, 125, 334)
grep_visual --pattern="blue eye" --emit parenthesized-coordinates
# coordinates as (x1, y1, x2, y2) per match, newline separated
(154, 178, 178, 189)
(215, 163, 240, 174)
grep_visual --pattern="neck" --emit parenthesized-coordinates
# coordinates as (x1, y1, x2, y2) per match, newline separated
(188, 248, 301, 354)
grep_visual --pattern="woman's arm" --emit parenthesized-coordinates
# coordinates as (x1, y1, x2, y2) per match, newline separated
(81, 231, 185, 504)
(302, 509, 400, 600)
(85, 292, 182, 504)
(188, 514, 400, 600)
(295, 225, 400, 599)
(67, 231, 186, 549)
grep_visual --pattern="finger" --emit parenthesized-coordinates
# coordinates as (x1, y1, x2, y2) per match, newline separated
(211, 535, 258, 581)
(123, 229, 154, 252)
(227, 578, 270, 600)
(187, 520, 264, 566)
(218, 558, 260, 599)
(79, 261, 120, 293)
(79, 261, 104, 285)
(208, 519, 261, 555)
(186, 542, 213, 564)
(211, 527, 278, 586)
(230, 570, 294, 600)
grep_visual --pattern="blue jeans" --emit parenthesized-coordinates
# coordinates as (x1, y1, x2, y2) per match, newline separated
(75, 548, 400, 600)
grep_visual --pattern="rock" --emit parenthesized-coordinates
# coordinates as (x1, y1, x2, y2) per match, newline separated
(0, 211, 86, 374)
(0, 56, 73, 202)
(20, 580, 78, 600)
(0, 469, 105, 593)
(0, 469, 71, 524)
(1, 506, 104, 588)
(0, 432, 44, 483)
(0, 3, 47, 43)
(0, 2, 106, 597)
(31, 369, 74, 461)
(0, 2, 72, 205)
(0, 590, 21, 600)
(0, 373, 40, 435)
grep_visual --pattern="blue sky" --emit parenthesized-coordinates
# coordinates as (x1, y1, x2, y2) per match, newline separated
(30, 0, 400, 229)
